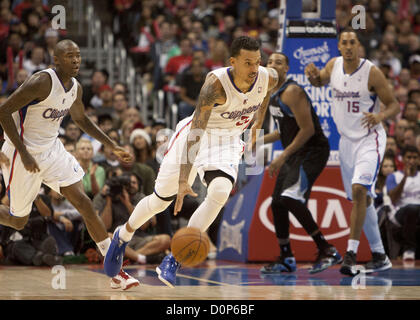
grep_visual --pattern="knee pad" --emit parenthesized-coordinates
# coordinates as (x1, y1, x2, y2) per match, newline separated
(149, 192, 173, 213)
(207, 177, 233, 206)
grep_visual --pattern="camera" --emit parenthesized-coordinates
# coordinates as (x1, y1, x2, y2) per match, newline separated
(106, 175, 131, 201)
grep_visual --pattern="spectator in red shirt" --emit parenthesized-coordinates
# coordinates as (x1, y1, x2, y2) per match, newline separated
(164, 37, 193, 85)
(205, 38, 229, 71)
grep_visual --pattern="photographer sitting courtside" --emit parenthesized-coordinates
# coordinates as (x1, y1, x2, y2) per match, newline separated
(93, 172, 169, 264)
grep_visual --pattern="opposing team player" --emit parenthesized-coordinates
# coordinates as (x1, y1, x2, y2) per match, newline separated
(105, 36, 278, 287)
(305, 28, 400, 276)
(258, 52, 341, 275)
(0, 40, 139, 289)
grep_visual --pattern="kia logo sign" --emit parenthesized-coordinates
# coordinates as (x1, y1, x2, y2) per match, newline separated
(258, 186, 351, 241)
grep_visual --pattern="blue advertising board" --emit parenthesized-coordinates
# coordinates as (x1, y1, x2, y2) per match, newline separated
(273, 0, 340, 165)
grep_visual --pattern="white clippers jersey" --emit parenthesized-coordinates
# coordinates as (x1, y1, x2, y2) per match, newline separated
(330, 57, 384, 140)
(197, 66, 269, 136)
(5, 68, 78, 153)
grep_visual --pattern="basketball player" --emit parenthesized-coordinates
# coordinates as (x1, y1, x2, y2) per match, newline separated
(258, 52, 342, 275)
(105, 36, 279, 286)
(0, 40, 139, 289)
(305, 29, 400, 276)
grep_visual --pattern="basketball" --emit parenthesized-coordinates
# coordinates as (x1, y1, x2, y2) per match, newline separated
(171, 227, 210, 267)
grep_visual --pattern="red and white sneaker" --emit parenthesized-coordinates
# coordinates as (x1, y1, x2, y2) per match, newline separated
(110, 269, 140, 290)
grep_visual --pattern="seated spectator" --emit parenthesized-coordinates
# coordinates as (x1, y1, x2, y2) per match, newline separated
(409, 54, 420, 80)
(403, 100, 419, 129)
(403, 127, 418, 148)
(178, 58, 206, 120)
(205, 38, 229, 71)
(374, 152, 396, 208)
(112, 81, 127, 96)
(63, 139, 76, 156)
(94, 136, 121, 176)
(164, 37, 193, 85)
(81, 114, 113, 155)
(75, 138, 106, 199)
(95, 84, 115, 115)
(150, 118, 167, 141)
(94, 171, 169, 264)
(130, 128, 153, 165)
(83, 69, 109, 108)
(43, 28, 59, 66)
(64, 120, 82, 144)
(408, 89, 420, 111)
(112, 92, 129, 128)
(47, 188, 84, 256)
(120, 107, 144, 132)
(0, 190, 62, 266)
(119, 143, 156, 196)
(394, 118, 409, 150)
(396, 68, 411, 90)
(386, 146, 420, 261)
(386, 135, 404, 171)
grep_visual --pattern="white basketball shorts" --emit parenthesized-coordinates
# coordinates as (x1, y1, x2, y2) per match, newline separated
(154, 117, 245, 199)
(338, 128, 386, 200)
(1, 139, 85, 217)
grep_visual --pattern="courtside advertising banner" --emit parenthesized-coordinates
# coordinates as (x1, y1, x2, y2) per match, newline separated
(280, 19, 340, 165)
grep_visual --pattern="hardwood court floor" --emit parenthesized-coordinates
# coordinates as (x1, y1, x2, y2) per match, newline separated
(0, 260, 419, 300)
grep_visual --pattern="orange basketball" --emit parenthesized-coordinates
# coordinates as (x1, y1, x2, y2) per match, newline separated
(171, 227, 210, 267)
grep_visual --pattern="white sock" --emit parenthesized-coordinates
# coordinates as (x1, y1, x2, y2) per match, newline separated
(97, 238, 111, 256)
(127, 193, 172, 231)
(363, 204, 385, 254)
(347, 239, 360, 254)
(119, 223, 134, 242)
(188, 177, 232, 232)
(137, 254, 146, 264)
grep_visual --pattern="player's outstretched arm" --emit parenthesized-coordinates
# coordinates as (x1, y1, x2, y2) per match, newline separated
(174, 74, 226, 215)
(0, 72, 51, 172)
(305, 58, 336, 87)
(361, 66, 400, 129)
(70, 83, 132, 163)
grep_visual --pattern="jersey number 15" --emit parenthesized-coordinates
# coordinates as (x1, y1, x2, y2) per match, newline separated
(347, 101, 359, 113)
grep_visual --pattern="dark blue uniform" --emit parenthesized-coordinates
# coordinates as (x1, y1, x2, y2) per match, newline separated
(269, 79, 330, 203)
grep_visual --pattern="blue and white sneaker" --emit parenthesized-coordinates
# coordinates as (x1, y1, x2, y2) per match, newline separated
(309, 246, 343, 274)
(260, 256, 297, 274)
(104, 226, 128, 277)
(156, 253, 180, 288)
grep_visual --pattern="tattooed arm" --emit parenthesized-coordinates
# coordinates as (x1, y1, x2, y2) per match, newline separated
(174, 73, 226, 215)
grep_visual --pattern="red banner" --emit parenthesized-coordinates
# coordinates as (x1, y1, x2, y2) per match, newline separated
(248, 167, 371, 262)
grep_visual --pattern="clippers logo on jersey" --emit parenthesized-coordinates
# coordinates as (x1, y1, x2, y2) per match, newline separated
(220, 102, 262, 121)
(333, 88, 360, 101)
(42, 108, 70, 121)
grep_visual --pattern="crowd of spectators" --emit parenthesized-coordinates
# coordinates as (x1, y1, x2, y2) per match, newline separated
(0, 0, 419, 264)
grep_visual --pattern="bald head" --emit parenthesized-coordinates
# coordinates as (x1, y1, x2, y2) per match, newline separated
(54, 40, 79, 57)
(53, 40, 81, 77)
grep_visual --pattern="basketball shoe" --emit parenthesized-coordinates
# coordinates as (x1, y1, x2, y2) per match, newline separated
(260, 256, 297, 274)
(339, 251, 358, 276)
(156, 253, 180, 288)
(309, 246, 342, 274)
(104, 226, 128, 277)
(110, 269, 140, 290)
(363, 252, 392, 273)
